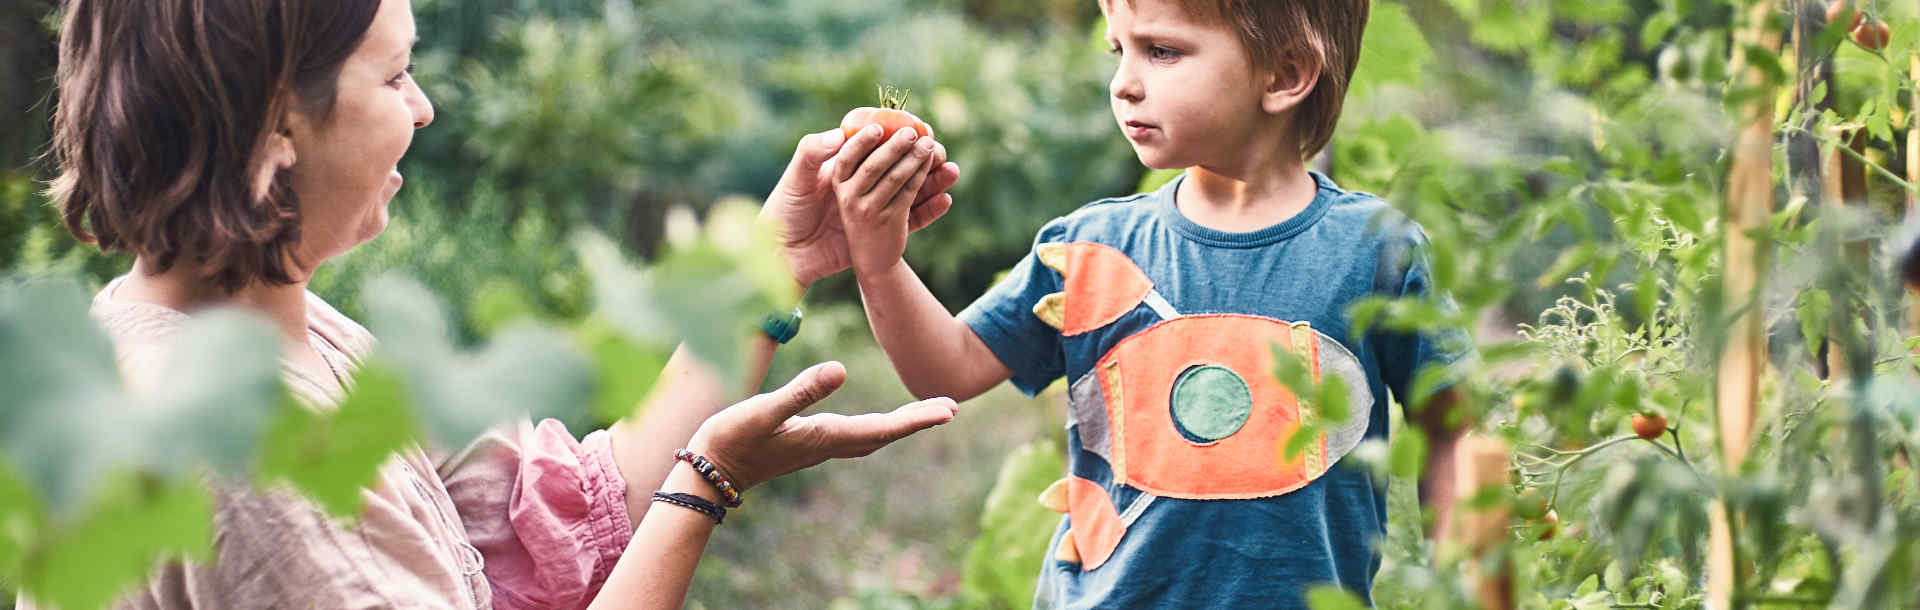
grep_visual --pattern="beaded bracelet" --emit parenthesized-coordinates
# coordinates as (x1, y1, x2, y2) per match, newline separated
(651, 492, 725, 524)
(675, 449, 744, 507)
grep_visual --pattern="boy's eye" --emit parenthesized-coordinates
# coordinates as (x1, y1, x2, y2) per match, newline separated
(1148, 46, 1180, 61)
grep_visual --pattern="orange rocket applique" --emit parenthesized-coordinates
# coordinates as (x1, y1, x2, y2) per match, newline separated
(1029, 241, 1373, 571)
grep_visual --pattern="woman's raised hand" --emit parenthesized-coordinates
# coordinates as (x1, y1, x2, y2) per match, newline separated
(686, 361, 957, 492)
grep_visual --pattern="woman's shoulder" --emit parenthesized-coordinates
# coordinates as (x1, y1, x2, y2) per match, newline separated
(89, 276, 193, 394)
(303, 290, 376, 362)
(90, 275, 191, 345)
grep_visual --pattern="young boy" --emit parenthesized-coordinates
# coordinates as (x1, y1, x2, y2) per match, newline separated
(827, 0, 1471, 606)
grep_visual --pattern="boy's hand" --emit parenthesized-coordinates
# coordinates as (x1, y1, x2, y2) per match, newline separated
(761, 128, 958, 291)
(826, 125, 942, 276)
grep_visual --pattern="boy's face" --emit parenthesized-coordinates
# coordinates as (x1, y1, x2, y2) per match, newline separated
(1103, 0, 1269, 171)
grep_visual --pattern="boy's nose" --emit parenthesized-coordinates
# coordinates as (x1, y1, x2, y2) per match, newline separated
(1110, 67, 1143, 103)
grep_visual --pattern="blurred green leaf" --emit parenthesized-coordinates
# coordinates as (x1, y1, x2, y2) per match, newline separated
(0, 277, 281, 513)
(1305, 585, 1369, 610)
(1350, 2, 1433, 101)
(23, 474, 212, 610)
(961, 441, 1064, 608)
(361, 275, 595, 446)
(1390, 426, 1428, 480)
(1798, 289, 1831, 361)
(578, 318, 672, 424)
(257, 364, 417, 518)
(0, 462, 39, 582)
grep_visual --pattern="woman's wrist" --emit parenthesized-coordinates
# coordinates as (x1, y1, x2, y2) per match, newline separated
(660, 462, 726, 505)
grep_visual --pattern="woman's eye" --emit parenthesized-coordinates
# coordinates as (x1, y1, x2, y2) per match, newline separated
(389, 64, 415, 86)
(1107, 45, 1122, 56)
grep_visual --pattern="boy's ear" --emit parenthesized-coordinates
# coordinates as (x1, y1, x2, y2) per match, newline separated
(1260, 57, 1321, 116)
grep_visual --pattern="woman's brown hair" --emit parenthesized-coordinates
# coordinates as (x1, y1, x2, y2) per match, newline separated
(49, 0, 382, 292)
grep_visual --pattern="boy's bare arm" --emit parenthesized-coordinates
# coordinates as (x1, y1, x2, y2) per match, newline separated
(1414, 387, 1469, 542)
(856, 258, 1011, 402)
(824, 125, 1011, 402)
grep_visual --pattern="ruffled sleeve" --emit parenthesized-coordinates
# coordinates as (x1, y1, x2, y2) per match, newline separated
(438, 419, 633, 610)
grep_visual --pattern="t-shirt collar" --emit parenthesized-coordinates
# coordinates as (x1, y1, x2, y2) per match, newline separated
(1156, 170, 1337, 248)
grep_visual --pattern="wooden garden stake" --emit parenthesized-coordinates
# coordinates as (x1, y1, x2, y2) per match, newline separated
(1909, 54, 1918, 213)
(1908, 55, 1919, 338)
(1711, 0, 1781, 606)
(1449, 434, 1513, 610)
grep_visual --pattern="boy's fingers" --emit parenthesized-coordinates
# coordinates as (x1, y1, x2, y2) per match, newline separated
(906, 193, 952, 234)
(865, 135, 935, 200)
(914, 161, 960, 207)
(886, 147, 937, 211)
(847, 129, 920, 195)
(832, 125, 887, 183)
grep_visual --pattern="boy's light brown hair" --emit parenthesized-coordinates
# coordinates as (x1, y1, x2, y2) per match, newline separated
(1112, 0, 1370, 161)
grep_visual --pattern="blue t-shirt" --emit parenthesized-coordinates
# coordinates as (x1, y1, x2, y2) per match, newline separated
(958, 171, 1465, 609)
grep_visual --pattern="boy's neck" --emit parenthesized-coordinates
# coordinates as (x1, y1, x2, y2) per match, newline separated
(1175, 158, 1317, 233)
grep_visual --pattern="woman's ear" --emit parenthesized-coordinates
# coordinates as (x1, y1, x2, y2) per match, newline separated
(253, 118, 298, 202)
(1260, 55, 1321, 116)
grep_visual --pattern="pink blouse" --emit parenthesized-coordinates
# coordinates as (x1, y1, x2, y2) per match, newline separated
(19, 277, 634, 609)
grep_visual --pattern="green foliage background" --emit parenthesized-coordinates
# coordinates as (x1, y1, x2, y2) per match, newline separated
(5, 0, 1920, 608)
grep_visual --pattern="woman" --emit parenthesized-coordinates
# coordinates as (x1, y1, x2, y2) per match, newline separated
(35, 0, 961, 607)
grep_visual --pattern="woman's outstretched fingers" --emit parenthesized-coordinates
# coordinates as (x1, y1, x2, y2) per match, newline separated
(787, 129, 844, 180)
(876, 396, 959, 440)
(817, 397, 958, 458)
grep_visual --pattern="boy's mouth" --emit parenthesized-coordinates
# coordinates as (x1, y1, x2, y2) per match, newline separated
(1123, 120, 1159, 140)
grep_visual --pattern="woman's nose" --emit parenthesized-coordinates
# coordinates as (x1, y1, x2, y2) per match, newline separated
(410, 82, 435, 129)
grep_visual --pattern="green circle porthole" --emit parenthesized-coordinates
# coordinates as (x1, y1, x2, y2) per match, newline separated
(1169, 364, 1254, 444)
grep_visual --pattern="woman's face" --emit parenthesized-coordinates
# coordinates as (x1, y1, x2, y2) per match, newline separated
(283, 0, 433, 268)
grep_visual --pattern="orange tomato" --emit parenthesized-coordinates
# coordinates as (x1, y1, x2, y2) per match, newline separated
(839, 107, 933, 140)
(840, 85, 934, 140)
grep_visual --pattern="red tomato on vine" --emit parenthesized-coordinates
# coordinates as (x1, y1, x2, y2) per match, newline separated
(1632, 413, 1668, 441)
(1853, 20, 1891, 51)
(1825, 1, 1863, 30)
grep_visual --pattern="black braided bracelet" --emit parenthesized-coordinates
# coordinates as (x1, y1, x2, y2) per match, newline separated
(652, 491, 726, 524)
